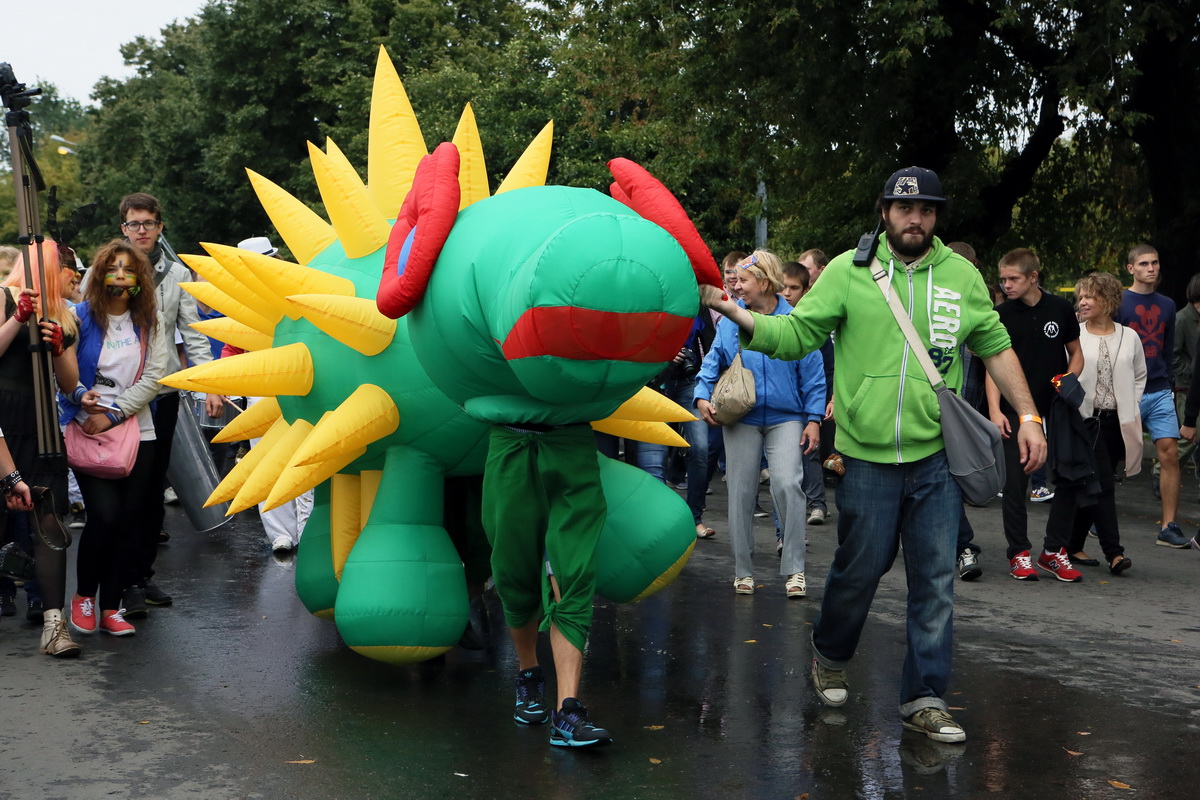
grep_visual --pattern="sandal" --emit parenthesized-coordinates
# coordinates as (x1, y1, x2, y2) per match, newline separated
(733, 577, 754, 595)
(696, 526, 716, 539)
(1109, 555, 1132, 575)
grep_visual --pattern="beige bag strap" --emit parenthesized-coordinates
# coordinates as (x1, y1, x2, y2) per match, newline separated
(868, 257, 946, 391)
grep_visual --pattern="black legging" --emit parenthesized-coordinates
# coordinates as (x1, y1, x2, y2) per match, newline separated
(1063, 411, 1125, 561)
(135, 391, 180, 584)
(75, 442, 155, 610)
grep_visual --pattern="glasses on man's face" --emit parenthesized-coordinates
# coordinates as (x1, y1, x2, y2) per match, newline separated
(121, 220, 162, 231)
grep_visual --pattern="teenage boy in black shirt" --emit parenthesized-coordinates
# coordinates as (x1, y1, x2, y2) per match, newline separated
(985, 248, 1084, 582)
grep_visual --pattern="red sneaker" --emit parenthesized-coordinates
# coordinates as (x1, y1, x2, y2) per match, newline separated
(70, 594, 98, 634)
(1009, 551, 1039, 581)
(100, 609, 136, 637)
(1037, 548, 1083, 582)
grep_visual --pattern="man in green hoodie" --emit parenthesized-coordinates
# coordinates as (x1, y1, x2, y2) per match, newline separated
(700, 166, 1046, 744)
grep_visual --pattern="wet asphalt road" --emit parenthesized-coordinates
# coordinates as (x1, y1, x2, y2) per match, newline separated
(2, 466, 1199, 800)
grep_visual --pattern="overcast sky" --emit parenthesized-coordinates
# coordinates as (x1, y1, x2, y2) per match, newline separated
(0, 0, 211, 105)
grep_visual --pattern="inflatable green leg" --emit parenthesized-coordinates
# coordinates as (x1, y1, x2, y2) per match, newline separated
(294, 482, 338, 619)
(335, 446, 469, 664)
(594, 455, 696, 603)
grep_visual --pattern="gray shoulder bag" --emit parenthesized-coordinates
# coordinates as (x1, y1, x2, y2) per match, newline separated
(868, 258, 1005, 505)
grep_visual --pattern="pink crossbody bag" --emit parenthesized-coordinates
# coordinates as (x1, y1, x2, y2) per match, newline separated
(65, 334, 147, 479)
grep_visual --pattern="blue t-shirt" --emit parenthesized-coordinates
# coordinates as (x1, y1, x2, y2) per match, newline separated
(1118, 289, 1176, 394)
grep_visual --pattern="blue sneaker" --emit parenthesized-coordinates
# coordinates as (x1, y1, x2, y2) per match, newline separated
(1157, 522, 1189, 549)
(550, 698, 612, 748)
(514, 667, 548, 725)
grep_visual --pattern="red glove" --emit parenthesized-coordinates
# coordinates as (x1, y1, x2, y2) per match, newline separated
(14, 291, 35, 323)
(41, 321, 65, 357)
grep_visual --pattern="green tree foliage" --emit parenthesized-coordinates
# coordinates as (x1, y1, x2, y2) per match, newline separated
(0, 81, 91, 250)
(38, 0, 1200, 301)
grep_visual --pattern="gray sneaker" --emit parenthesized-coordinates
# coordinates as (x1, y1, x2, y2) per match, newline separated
(903, 707, 966, 743)
(811, 658, 848, 706)
(957, 549, 982, 581)
(1157, 522, 1189, 548)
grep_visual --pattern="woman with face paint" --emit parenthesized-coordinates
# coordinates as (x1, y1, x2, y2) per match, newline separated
(0, 240, 83, 657)
(59, 240, 169, 638)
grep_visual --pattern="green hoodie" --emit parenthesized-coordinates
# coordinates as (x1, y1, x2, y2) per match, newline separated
(745, 236, 1010, 464)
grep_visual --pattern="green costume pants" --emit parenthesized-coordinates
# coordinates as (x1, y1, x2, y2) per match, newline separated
(482, 423, 606, 653)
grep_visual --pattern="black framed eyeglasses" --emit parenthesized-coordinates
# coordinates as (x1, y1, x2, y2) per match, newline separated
(121, 220, 162, 231)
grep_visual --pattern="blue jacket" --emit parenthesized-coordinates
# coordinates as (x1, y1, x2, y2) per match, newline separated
(58, 302, 168, 428)
(693, 296, 826, 426)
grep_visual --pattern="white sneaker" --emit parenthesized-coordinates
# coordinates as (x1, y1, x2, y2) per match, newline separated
(785, 573, 806, 598)
(807, 508, 826, 525)
(271, 536, 294, 554)
(759, 468, 770, 484)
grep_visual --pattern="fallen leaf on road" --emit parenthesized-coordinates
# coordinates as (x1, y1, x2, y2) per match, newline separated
(645, 725, 664, 730)
(649, 758, 662, 765)
(286, 760, 316, 764)
(1169, 639, 1181, 643)
(948, 706, 964, 711)
(762, 623, 773, 627)
(1108, 780, 1133, 789)
(1063, 748, 1083, 756)
(454, 773, 468, 777)
(1077, 732, 1092, 736)
(138, 721, 150, 725)
(744, 639, 757, 643)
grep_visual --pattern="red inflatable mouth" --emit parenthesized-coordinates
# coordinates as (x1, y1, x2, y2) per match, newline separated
(502, 306, 692, 362)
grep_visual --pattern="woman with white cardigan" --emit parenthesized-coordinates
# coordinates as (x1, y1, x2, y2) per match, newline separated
(1066, 272, 1145, 574)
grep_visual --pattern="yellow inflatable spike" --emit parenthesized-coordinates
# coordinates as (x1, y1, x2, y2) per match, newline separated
(178, 253, 268, 319)
(360, 470, 383, 526)
(245, 169, 337, 266)
(190, 316, 273, 353)
(179, 281, 274, 336)
(452, 103, 490, 209)
(330, 474, 363, 581)
(368, 45, 427, 219)
(495, 121, 554, 195)
(161, 343, 314, 397)
(262, 411, 367, 511)
(286, 294, 397, 357)
(590, 418, 689, 447)
(211, 397, 281, 444)
(200, 243, 293, 321)
(308, 141, 391, 259)
(263, 446, 365, 513)
(227, 419, 315, 514)
(293, 385, 399, 467)
(236, 247, 356, 301)
(204, 418, 290, 507)
(606, 386, 697, 423)
(631, 540, 696, 602)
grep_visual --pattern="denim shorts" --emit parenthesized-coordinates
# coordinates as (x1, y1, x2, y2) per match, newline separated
(1140, 389, 1180, 441)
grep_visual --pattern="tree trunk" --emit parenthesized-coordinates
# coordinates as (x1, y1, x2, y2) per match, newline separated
(1127, 13, 1200, 304)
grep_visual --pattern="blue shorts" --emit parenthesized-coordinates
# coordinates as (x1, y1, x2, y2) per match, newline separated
(1140, 389, 1180, 441)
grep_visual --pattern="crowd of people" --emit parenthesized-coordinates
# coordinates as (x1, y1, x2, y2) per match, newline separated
(0, 192, 293, 658)
(2, 166, 1197, 751)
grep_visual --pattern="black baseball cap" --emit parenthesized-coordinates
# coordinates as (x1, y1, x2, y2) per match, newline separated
(882, 166, 945, 202)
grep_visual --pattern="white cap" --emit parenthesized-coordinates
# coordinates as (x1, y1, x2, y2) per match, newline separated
(237, 236, 278, 257)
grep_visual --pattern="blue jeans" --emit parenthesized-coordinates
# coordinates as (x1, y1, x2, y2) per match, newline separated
(813, 451, 960, 717)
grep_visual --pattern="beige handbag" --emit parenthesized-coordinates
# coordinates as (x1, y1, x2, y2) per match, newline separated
(710, 350, 757, 425)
